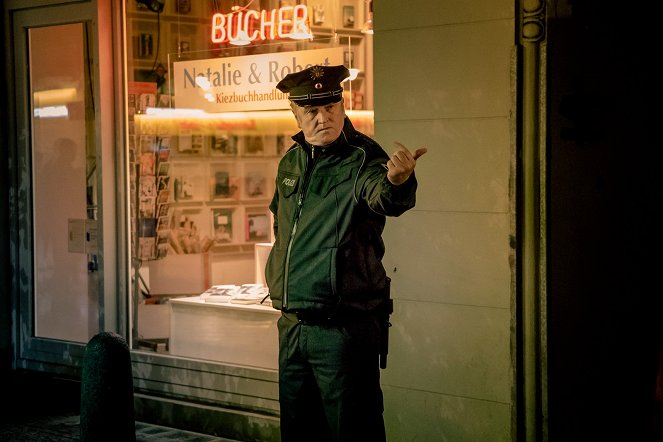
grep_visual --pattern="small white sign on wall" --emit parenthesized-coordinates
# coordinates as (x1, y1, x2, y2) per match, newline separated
(68, 218, 85, 253)
(68, 218, 98, 254)
(173, 47, 344, 112)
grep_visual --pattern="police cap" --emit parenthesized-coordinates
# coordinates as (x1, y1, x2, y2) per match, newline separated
(276, 65, 350, 107)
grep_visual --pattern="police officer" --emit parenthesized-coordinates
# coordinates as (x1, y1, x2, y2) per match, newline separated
(265, 64, 426, 442)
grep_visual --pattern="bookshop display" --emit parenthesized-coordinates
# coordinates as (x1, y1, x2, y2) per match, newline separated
(125, 0, 374, 360)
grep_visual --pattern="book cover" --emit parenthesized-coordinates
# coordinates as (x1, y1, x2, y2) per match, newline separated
(157, 161, 170, 177)
(244, 135, 264, 155)
(157, 215, 171, 231)
(138, 217, 157, 237)
(246, 212, 270, 242)
(212, 208, 234, 244)
(157, 203, 170, 218)
(210, 133, 238, 155)
(139, 237, 156, 259)
(213, 171, 239, 199)
(245, 170, 267, 198)
(139, 152, 156, 175)
(157, 189, 170, 205)
(140, 135, 157, 153)
(140, 175, 157, 197)
(157, 175, 170, 191)
(139, 196, 156, 218)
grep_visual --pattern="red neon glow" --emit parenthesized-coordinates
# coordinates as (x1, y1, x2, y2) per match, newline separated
(211, 5, 311, 45)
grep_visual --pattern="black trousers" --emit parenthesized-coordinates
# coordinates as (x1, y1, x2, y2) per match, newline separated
(277, 313, 386, 442)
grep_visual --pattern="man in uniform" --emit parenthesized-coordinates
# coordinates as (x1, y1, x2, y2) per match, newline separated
(265, 64, 426, 442)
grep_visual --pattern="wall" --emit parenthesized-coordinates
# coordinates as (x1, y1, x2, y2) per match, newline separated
(374, 1, 515, 440)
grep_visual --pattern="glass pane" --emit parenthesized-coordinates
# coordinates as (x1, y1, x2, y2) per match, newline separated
(125, 1, 373, 365)
(30, 23, 98, 342)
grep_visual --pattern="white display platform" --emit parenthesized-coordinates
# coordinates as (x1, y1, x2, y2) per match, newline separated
(169, 297, 279, 370)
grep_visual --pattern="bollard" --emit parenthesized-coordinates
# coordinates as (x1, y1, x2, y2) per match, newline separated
(80, 331, 136, 441)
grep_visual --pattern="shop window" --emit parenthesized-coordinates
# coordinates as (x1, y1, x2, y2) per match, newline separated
(124, 0, 373, 367)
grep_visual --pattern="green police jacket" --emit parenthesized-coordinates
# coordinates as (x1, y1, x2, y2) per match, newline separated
(265, 117, 417, 313)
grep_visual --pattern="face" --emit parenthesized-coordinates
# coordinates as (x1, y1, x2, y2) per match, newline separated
(291, 100, 345, 146)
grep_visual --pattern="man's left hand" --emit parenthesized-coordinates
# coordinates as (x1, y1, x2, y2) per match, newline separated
(386, 142, 428, 185)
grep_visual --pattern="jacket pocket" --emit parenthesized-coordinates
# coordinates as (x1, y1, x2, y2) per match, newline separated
(276, 172, 299, 198)
(308, 167, 354, 198)
(265, 247, 285, 306)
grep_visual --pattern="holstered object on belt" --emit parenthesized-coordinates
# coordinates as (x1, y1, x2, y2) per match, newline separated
(379, 278, 393, 369)
(379, 298, 393, 369)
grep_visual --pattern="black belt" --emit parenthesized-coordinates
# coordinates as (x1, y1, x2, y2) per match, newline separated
(282, 310, 334, 325)
(282, 309, 375, 326)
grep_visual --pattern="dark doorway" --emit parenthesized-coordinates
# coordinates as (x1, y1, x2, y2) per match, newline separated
(546, 2, 660, 441)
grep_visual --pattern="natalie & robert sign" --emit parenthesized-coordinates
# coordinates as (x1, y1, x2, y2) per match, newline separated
(173, 47, 344, 112)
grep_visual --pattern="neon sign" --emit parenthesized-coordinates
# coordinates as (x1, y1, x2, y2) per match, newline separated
(211, 5, 312, 46)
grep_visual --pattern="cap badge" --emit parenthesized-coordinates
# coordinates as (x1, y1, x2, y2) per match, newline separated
(310, 66, 324, 80)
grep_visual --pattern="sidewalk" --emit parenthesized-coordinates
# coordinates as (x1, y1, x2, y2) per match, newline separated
(0, 412, 238, 441)
(0, 412, 81, 442)
(0, 370, 239, 441)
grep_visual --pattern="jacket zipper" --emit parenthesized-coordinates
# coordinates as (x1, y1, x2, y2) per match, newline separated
(283, 146, 319, 310)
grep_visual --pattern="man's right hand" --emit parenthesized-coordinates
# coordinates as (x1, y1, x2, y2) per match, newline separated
(386, 142, 427, 185)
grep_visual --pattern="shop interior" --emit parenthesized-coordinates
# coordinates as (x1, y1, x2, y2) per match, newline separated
(126, 0, 374, 367)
